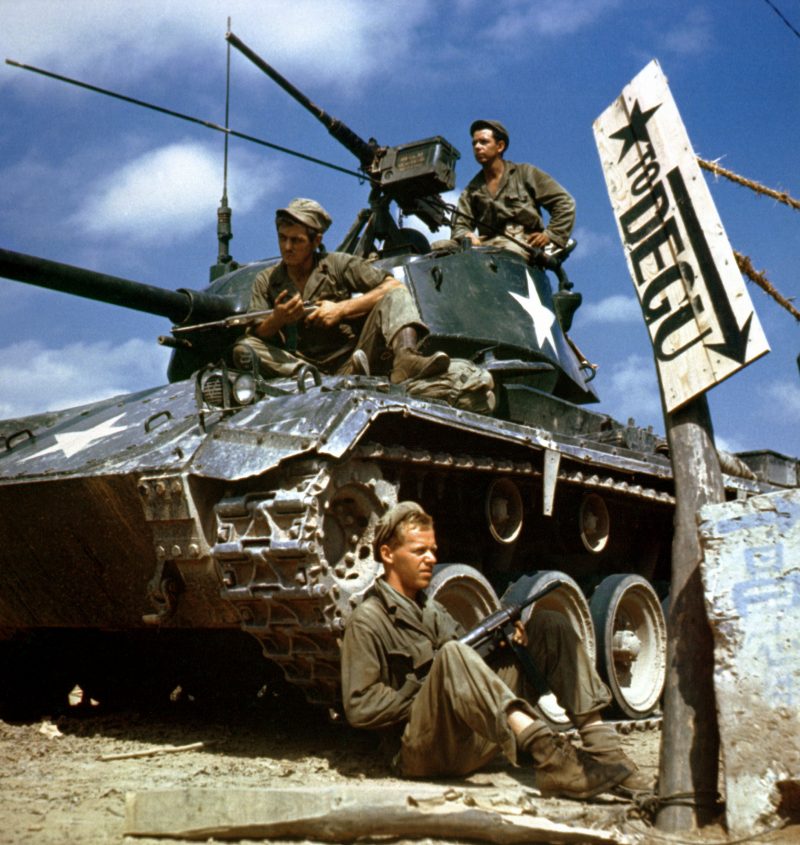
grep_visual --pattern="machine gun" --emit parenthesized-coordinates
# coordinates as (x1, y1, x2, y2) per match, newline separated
(226, 31, 460, 255)
(459, 579, 563, 696)
(460, 579, 563, 656)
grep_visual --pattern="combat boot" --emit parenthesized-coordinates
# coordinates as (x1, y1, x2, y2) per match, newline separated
(525, 727, 632, 800)
(342, 349, 370, 376)
(390, 327, 449, 384)
(579, 722, 653, 796)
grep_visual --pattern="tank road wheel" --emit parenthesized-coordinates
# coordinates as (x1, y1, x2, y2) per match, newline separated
(502, 571, 596, 729)
(427, 564, 500, 630)
(590, 574, 667, 719)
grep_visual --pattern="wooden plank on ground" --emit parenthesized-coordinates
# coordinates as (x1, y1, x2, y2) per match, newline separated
(125, 786, 636, 843)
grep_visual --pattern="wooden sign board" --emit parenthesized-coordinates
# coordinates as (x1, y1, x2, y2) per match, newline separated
(593, 60, 769, 413)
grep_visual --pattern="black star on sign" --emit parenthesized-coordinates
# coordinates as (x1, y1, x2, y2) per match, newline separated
(609, 100, 661, 162)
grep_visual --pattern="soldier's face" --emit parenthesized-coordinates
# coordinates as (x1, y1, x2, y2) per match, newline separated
(277, 223, 321, 268)
(381, 526, 438, 599)
(472, 129, 505, 164)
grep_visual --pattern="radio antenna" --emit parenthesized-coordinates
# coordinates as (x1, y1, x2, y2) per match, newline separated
(211, 17, 235, 280)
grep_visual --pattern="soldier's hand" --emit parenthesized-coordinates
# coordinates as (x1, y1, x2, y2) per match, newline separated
(272, 290, 307, 327)
(305, 299, 343, 328)
(526, 231, 551, 249)
(511, 620, 528, 647)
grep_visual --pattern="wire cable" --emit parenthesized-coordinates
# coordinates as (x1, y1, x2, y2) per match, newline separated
(761, 0, 800, 40)
(4, 59, 370, 184)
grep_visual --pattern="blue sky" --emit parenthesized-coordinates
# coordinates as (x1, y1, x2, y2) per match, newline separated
(1, 0, 798, 458)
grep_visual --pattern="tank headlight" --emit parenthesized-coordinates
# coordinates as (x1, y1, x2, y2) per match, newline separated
(232, 373, 257, 405)
(201, 373, 226, 408)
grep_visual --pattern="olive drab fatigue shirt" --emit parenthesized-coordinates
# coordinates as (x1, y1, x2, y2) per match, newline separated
(452, 160, 576, 248)
(248, 251, 390, 364)
(341, 578, 463, 730)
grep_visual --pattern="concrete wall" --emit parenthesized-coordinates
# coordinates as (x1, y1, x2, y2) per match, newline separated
(698, 489, 800, 836)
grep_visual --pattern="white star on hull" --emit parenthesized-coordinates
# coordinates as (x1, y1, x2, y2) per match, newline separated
(19, 413, 127, 462)
(509, 269, 557, 354)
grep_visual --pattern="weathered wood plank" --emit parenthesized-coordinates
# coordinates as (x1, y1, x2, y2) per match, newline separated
(125, 786, 636, 843)
(658, 398, 725, 832)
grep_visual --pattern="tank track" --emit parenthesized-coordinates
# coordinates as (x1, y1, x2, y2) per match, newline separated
(212, 457, 395, 706)
(353, 442, 676, 505)
(212, 442, 674, 710)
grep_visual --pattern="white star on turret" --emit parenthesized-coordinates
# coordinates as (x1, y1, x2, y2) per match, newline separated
(19, 413, 127, 462)
(509, 269, 557, 353)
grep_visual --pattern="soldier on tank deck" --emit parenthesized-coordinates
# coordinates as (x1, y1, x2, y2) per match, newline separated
(340, 501, 653, 799)
(233, 198, 449, 383)
(451, 119, 575, 259)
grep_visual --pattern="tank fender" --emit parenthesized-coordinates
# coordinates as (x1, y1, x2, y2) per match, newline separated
(188, 379, 675, 483)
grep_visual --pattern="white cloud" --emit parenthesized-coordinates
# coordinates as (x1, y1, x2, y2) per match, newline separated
(575, 294, 641, 325)
(568, 227, 616, 261)
(72, 140, 277, 244)
(486, 0, 622, 40)
(1, 0, 431, 90)
(597, 353, 662, 427)
(761, 378, 800, 423)
(662, 8, 713, 56)
(714, 433, 747, 455)
(0, 338, 170, 420)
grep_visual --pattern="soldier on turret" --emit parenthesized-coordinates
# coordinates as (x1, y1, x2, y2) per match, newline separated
(452, 120, 575, 260)
(234, 198, 449, 382)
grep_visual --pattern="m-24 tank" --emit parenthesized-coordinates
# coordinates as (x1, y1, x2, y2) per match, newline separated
(1, 35, 794, 725)
(1, 236, 782, 726)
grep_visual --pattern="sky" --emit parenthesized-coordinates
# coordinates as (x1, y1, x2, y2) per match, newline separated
(1, 0, 798, 458)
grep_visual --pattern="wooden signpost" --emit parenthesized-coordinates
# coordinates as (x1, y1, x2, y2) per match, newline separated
(593, 61, 770, 832)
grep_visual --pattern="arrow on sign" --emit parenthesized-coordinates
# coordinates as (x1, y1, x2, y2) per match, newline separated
(666, 168, 753, 364)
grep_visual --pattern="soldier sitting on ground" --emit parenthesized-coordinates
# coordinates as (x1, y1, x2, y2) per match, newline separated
(233, 198, 449, 383)
(341, 501, 652, 799)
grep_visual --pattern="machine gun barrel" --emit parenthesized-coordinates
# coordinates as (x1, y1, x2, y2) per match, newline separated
(226, 31, 377, 170)
(0, 248, 232, 325)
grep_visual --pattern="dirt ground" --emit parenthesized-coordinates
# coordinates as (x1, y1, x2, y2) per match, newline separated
(0, 687, 794, 845)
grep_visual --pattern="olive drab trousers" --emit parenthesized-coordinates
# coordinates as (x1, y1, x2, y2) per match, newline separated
(397, 610, 612, 778)
(235, 286, 425, 377)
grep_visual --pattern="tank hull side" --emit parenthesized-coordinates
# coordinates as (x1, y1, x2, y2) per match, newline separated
(0, 475, 156, 632)
(0, 473, 240, 634)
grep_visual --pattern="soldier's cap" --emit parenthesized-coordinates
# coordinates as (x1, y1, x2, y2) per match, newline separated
(276, 198, 332, 234)
(470, 119, 509, 146)
(373, 501, 428, 553)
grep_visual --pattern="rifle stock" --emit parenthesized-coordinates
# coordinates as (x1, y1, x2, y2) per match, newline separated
(171, 303, 316, 335)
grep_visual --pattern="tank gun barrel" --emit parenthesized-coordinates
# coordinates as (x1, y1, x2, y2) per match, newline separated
(0, 248, 232, 325)
(226, 31, 377, 170)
